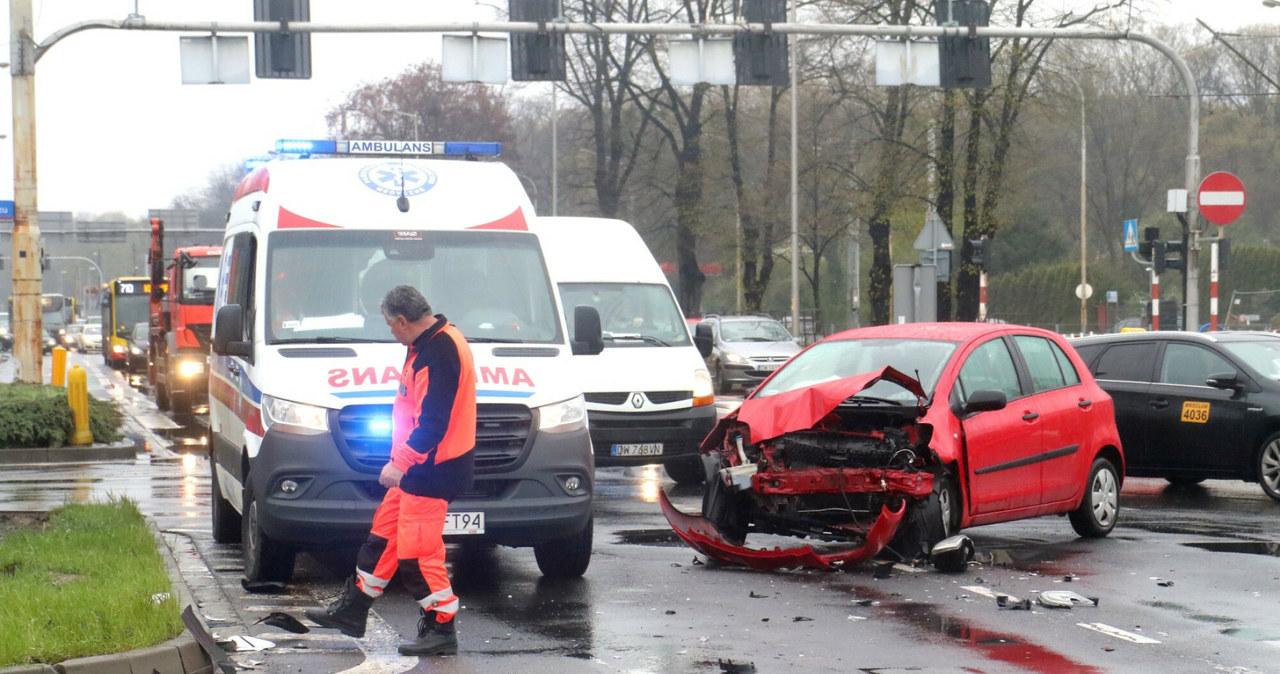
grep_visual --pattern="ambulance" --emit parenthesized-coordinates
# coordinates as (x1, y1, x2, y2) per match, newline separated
(532, 217, 715, 485)
(209, 139, 603, 583)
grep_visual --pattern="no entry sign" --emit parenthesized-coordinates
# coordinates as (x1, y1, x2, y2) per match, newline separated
(1198, 172, 1246, 225)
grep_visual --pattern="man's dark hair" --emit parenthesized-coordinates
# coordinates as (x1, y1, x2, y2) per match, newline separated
(381, 285, 433, 322)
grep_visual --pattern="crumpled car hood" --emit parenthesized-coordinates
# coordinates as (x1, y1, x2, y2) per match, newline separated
(703, 365, 928, 449)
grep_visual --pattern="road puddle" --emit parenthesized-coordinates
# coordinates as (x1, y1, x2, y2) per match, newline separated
(1183, 541, 1280, 557)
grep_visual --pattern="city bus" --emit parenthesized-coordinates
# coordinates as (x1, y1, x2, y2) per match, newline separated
(101, 277, 153, 369)
(6, 293, 74, 352)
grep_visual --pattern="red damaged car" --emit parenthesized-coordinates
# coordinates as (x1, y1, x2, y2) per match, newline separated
(662, 322, 1125, 570)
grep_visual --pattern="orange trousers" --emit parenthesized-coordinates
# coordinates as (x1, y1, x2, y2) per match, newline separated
(354, 487, 459, 621)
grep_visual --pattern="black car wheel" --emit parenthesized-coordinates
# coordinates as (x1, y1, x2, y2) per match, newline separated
(1070, 457, 1119, 538)
(1257, 433, 1280, 502)
(715, 363, 731, 395)
(664, 455, 706, 485)
(533, 516, 593, 579)
(241, 478, 296, 583)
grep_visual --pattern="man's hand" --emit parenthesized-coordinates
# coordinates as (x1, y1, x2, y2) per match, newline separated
(379, 463, 405, 489)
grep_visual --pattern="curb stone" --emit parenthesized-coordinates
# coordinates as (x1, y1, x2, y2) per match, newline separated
(0, 441, 140, 464)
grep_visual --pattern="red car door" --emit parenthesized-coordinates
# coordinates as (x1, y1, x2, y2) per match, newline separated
(955, 336, 1042, 515)
(1012, 335, 1094, 506)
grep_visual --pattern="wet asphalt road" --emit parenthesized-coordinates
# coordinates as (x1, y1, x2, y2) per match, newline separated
(3, 351, 1280, 673)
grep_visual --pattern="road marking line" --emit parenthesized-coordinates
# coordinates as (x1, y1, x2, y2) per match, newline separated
(1077, 622, 1161, 644)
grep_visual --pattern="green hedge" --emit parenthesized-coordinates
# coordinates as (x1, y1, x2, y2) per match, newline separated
(0, 383, 123, 449)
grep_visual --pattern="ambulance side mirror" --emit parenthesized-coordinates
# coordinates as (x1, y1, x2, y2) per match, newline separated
(213, 304, 253, 358)
(571, 305, 604, 356)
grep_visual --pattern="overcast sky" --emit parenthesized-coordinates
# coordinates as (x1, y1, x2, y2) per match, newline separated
(1, 0, 1277, 218)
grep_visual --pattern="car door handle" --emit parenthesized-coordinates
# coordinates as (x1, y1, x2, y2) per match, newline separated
(1150, 399, 1169, 409)
(1022, 411, 1039, 421)
(1077, 399, 1092, 408)
(227, 361, 241, 377)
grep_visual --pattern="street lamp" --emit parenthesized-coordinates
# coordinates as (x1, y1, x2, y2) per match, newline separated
(380, 107, 421, 141)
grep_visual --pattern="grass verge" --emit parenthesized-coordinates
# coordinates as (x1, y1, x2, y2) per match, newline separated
(0, 498, 182, 667)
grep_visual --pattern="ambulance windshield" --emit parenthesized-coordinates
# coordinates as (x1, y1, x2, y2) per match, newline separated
(266, 229, 563, 345)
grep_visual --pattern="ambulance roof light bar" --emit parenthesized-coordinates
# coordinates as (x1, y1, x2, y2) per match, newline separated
(273, 139, 502, 158)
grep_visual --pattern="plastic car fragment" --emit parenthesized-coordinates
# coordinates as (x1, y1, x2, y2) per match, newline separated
(1037, 590, 1100, 608)
(659, 489, 908, 571)
(930, 534, 975, 573)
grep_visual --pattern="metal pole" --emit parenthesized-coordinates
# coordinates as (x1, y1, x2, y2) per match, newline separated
(1076, 77, 1087, 334)
(788, 1, 799, 338)
(1209, 237, 1219, 331)
(1151, 268, 1160, 331)
(551, 84, 558, 216)
(10, 0, 42, 382)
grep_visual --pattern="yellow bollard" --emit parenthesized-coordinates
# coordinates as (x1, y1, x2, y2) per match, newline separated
(51, 345, 67, 387)
(67, 365, 94, 446)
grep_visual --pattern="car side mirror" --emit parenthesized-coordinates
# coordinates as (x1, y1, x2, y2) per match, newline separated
(1206, 371, 1241, 391)
(213, 304, 252, 358)
(571, 305, 604, 356)
(964, 389, 1007, 414)
(693, 323, 713, 358)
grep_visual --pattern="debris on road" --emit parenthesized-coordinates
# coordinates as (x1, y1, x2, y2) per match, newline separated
(1037, 591, 1100, 609)
(254, 612, 310, 634)
(929, 534, 974, 573)
(718, 659, 757, 673)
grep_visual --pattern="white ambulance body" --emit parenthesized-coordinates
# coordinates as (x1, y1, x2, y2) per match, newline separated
(209, 143, 599, 582)
(532, 217, 715, 485)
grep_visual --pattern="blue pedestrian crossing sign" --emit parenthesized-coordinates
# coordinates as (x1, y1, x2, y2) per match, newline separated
(1123, 219, 1139, 252)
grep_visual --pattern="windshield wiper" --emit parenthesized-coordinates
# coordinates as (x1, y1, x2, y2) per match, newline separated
(466, 337, 524, 343)
(840, 395, 904, 406)
(271, 337, 393, 344)
(606, 333, 672, 346)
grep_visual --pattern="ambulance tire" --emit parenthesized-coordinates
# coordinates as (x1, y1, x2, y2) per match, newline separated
(210, 461, 240, 545)
(534, 516, 593, 579)
(241, 478, 296, 583)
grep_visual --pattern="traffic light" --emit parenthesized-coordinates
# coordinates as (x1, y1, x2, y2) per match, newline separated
(734, 0, 789, 87)
(1140, 226, 1160, 260)
(1152, 240, 1168, 275)
(935, 0, 992, 88)
(254, 0, 311, 79)
(1163, 240, 1186, 272)
(510, 0, 566, 81)
(967, 238, 991, 266)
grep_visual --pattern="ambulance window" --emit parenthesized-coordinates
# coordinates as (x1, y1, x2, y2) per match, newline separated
(222, 232, 256, 342)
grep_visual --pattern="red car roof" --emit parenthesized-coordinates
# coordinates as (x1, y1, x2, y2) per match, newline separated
(823, 321, 1052, 343)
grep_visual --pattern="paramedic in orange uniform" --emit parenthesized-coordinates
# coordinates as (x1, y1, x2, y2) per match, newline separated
(306, 284, 477, 657)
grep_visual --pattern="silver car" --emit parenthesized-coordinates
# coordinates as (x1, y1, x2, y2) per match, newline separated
(80, 323, 103, 352)
(695, 314, 802, 394)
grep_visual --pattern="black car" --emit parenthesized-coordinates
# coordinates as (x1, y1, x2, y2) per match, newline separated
(1071, 331, 1280, 501)
(126, 321, 150, 374)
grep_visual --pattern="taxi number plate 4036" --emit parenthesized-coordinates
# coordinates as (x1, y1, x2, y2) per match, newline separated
(1180, 401, 1211, 424)
(444, 512, 485, 535)
(612, 443, 663, 457)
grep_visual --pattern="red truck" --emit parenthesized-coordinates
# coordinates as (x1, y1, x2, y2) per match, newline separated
(147, 218, 221, 417)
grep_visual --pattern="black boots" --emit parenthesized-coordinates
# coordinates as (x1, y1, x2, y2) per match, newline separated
(305, 577, 375, 638)
(398, 610, 457, 656)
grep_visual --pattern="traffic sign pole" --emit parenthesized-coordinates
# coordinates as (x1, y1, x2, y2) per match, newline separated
(1210, 237, 1219, 331)
(1197, 172, 1244, 334)
(1151, 268, 1160, 331)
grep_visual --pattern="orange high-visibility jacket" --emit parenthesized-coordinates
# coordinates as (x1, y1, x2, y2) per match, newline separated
(390, 316, 477, 500)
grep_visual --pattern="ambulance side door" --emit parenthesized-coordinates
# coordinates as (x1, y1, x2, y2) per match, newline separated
(211, 230, 257, 491)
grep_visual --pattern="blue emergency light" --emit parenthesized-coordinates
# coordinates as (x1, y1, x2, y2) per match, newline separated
(273, 138, 501, 158)
(366, 417, 393, 436)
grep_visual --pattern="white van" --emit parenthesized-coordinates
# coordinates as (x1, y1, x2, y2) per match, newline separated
(532, 217, 715, 484)
(209, 140, 603, 583)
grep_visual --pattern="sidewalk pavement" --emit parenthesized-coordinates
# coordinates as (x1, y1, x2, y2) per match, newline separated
(0, 351, 218, 674)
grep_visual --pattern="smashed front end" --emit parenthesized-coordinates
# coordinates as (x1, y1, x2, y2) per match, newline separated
(661, 367, 941, 571)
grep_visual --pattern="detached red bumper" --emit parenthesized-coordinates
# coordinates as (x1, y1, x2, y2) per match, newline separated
(659, 489, 908, 571)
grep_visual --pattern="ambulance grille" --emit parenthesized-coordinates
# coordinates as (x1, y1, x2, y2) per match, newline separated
(334, 403, 531, 472)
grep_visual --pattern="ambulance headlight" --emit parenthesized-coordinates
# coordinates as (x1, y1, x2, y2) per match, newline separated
(538, 395, 586, 434)
(262, 394, 330, 435)
(177, 359, 205, 378)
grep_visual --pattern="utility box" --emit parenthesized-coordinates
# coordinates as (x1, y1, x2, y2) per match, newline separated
(893, 264, 938, 323)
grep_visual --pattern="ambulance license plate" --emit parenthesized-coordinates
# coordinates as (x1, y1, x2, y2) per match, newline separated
(444, 511, 484, 535)
(612, 443, 664, 457)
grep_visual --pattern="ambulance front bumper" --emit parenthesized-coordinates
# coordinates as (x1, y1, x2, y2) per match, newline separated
(249, 424, 594, 549)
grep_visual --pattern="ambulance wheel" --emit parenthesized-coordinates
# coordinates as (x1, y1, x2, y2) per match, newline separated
(155, 382, 171, 411)
(241, 478, 295, 583)
(210, 461, 240, 545)
(664, 455, 705, 485)
(534, 516, 592, 579)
